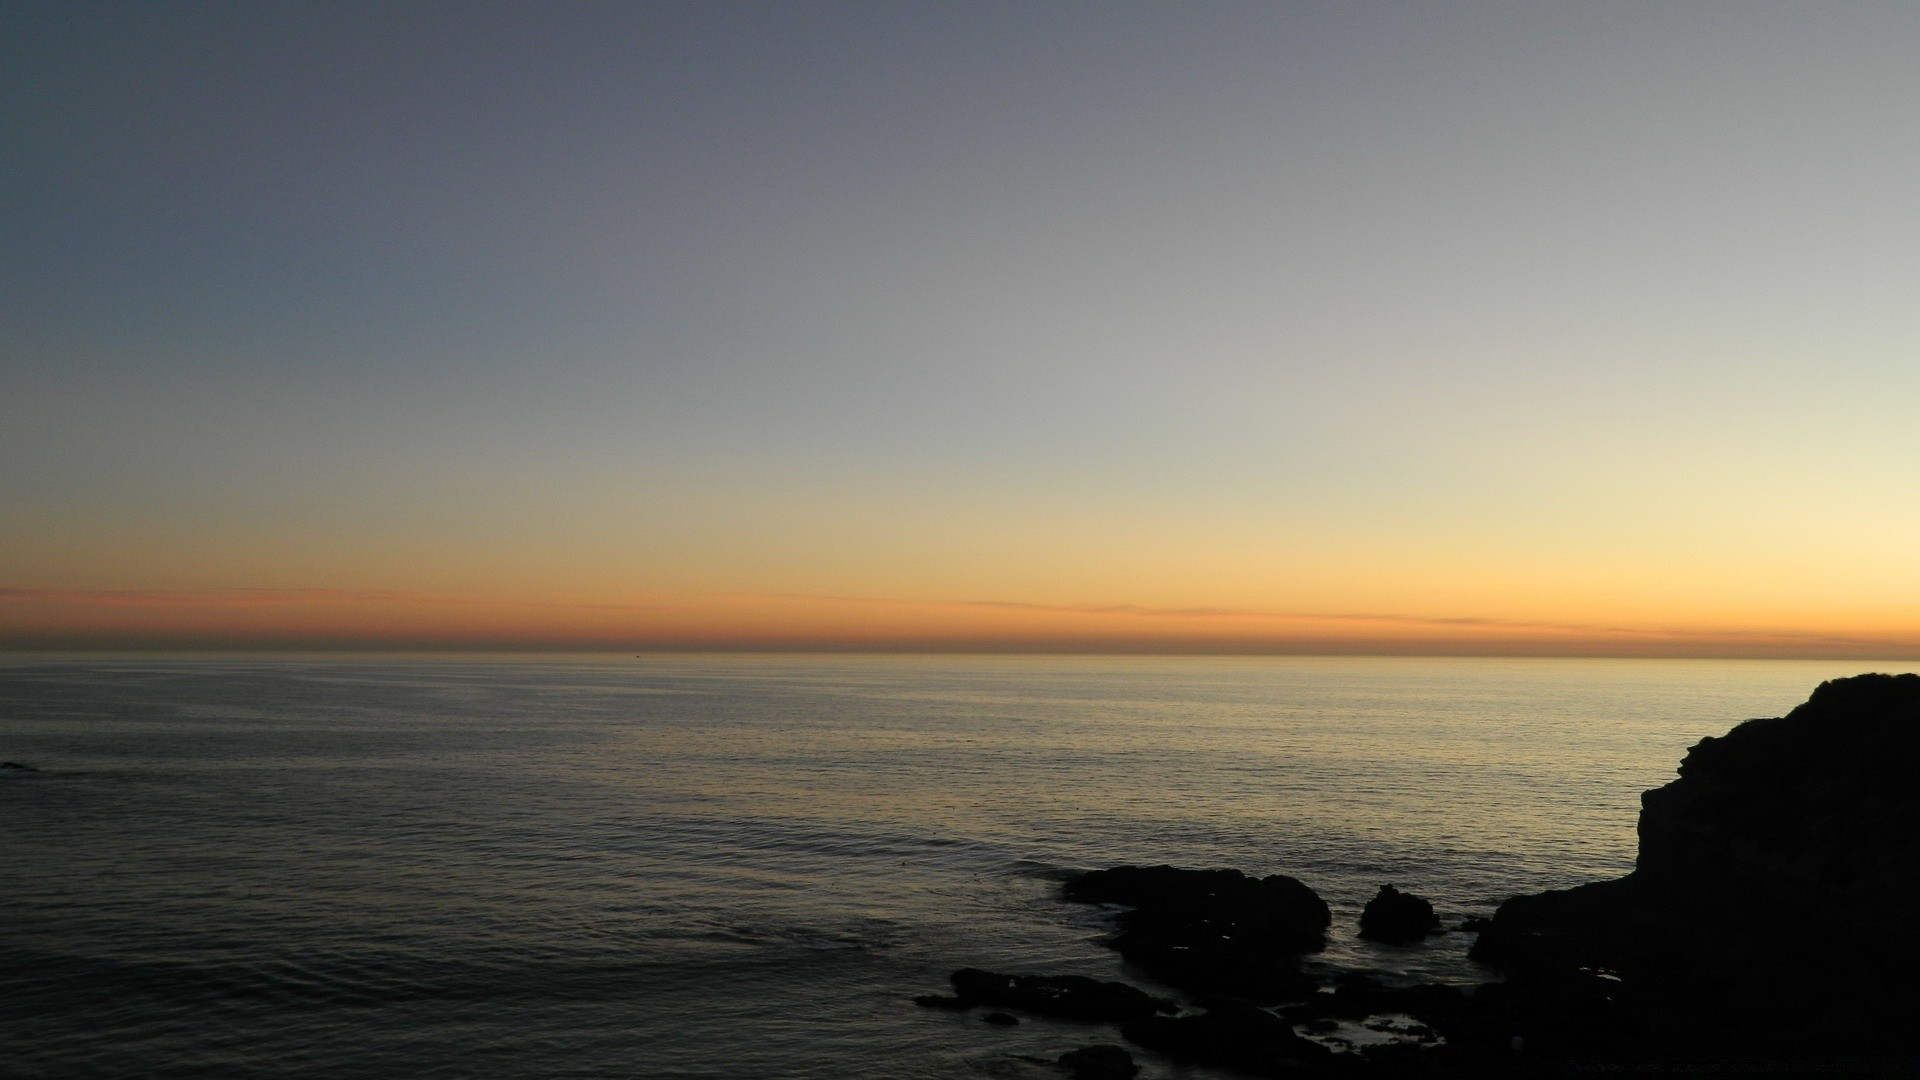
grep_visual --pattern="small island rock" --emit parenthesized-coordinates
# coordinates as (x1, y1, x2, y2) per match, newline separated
(1357, 883, 1440, 943)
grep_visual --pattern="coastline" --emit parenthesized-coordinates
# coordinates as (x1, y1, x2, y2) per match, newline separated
(916, 674, 1920, 1076)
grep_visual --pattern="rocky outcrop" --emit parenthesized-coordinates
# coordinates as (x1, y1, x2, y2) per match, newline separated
(1062, 865, 1329, 997)
(1635, 672, 1920, 942)
(1472, 673, 1920, 1058)
(1356, 884, 1438, 943)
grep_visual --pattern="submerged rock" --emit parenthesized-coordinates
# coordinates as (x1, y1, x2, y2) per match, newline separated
(1357, 884, 1439, 943)
(1056, 1044, 1138, 1080)
(1121, 1005, 1330, 1074)
(1473, 674, 1920, 1060)
(947, 968, 1172, 1023)
(1062, 865, 1329, 997)
(1292, 981, 1470, 1023)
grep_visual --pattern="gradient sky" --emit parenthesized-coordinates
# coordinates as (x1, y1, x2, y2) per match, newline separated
(5, 1, 1919, 655)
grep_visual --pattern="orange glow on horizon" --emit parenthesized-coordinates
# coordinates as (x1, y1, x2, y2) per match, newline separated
(3, 586, 1917, 659)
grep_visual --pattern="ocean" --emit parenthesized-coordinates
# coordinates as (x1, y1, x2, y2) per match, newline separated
(0, 653, 1897, 1078)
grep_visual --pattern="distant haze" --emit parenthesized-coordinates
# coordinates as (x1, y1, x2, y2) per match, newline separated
(5, 2, 1918, 657)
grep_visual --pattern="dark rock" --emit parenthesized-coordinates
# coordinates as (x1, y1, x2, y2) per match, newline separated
(1122, 1005, 1330, 1074)
(0, 761, 38, 772)
(1056, 1044, 1138, 1080)
(1456, 916, 1493, 933)
(913, 993, 970, 1010)
(1064, 865, 1331, 943)
(1063, 865, 1329, 997)
(1357, 884, 1440, 943)
(1472, 674, 1920, 1060)
(981, 1011, 1019, 1026)
(948, 968, 1172, 1023)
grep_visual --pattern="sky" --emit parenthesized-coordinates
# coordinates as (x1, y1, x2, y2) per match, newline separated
(4, 1, 1919, 656)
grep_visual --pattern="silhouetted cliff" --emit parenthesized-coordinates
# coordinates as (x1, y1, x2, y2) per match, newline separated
(1474, 673, 1920, 1059)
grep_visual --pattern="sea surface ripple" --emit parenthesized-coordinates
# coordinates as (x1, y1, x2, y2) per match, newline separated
(0, 653, 1873, 1078)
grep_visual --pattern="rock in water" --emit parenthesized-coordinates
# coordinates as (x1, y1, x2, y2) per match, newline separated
(947, 969, 1171, 1023)
(1472, 674, 1920, 1059)
(1056, 1044, 1138, 1080)
(1062, 865, 1328, 997)
(1357, 883, 1439, 943)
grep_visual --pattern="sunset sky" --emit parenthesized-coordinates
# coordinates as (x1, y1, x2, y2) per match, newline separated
(5, 2, 1919, 656)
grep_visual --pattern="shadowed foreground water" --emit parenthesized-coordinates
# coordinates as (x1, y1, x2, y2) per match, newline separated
(0, 653, 1882, 1078)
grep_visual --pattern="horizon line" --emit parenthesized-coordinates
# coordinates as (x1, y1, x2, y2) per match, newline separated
(5, 641, 1919, 663)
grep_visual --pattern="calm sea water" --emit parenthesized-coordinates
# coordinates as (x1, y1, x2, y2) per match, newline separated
(1, 653, 1900, 1078)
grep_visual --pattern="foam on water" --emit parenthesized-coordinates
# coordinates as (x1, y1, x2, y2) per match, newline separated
(0, 653, 1882, 1078)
